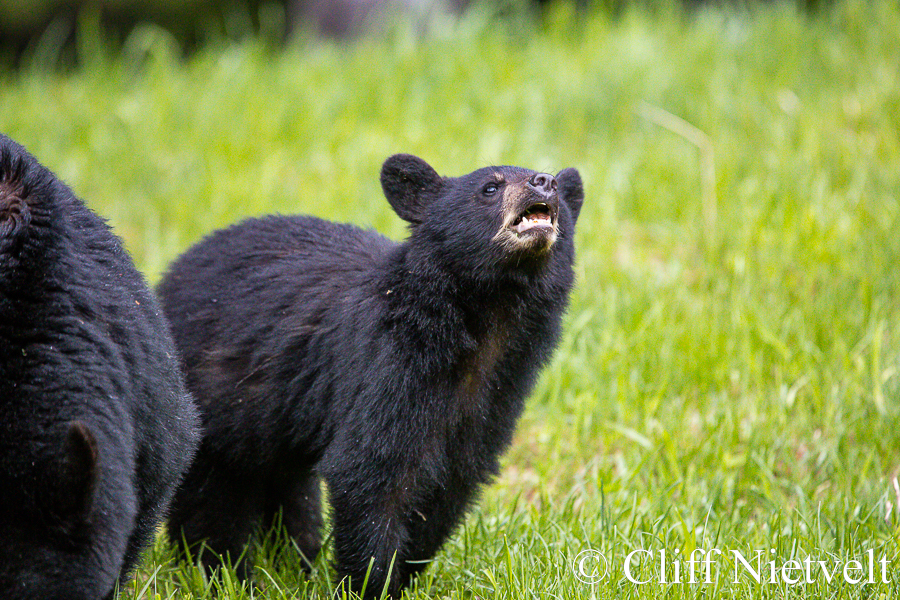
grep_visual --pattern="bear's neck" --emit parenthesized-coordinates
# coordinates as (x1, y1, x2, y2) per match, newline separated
(393, 238, 544, 316)
(367, 238, 567, 421)
(375, 240, 564, 375)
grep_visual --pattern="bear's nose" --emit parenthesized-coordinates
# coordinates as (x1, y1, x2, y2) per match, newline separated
(528, 173, 557, 197)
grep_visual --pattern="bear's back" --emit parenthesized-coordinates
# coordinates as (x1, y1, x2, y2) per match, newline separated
(168, 213, 395, 271)
(157, 214, 396, 415)
(0, 138, 191, 458)
(159, 214, 395, 331)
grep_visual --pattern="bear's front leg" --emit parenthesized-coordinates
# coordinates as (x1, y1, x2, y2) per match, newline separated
(327, 473, 414, 599)
(322, 414, 449, 600)
(326, 465, 478, 599)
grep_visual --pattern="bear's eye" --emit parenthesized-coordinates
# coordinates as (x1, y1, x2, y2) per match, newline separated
(482, 183, 499, 197)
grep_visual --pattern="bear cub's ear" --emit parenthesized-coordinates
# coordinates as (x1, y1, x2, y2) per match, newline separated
(380, 154, 444, 224)
(556, 168, 584, 225)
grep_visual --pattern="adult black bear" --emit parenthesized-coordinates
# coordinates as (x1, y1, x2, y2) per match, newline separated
(159, 154, 584, 598)
(0, 134, 200, 600)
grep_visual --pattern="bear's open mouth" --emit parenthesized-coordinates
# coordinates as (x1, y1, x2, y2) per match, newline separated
(511, 202, 554, 235)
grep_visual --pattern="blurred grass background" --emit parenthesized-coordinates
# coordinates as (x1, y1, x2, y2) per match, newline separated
(2, 0, 900, 597)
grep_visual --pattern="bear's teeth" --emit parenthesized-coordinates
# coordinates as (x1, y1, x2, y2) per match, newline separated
(514, 216, 553, 234)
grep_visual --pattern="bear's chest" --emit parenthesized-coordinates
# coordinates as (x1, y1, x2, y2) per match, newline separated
(455, 329, 510, 407)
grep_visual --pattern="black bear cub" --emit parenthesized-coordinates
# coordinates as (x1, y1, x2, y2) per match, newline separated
(159, 154, 584, 598)
(0, 134, 200, 600)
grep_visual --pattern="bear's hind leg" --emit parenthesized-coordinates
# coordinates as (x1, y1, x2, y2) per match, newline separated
(264, 469, 323, 571)
(167, 460, 264, 581)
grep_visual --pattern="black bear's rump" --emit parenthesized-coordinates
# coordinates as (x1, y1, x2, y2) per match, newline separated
(0, 134, 200, 600)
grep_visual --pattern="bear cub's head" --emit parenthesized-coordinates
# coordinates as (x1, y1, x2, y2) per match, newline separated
(381, 154, 583, 271)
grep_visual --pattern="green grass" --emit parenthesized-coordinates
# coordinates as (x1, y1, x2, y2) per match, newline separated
(3, 0, 900, 597)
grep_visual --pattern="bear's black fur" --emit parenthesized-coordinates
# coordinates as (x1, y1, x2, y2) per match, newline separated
(159, 154, 584, 598)
(0, 134, 200, 600)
